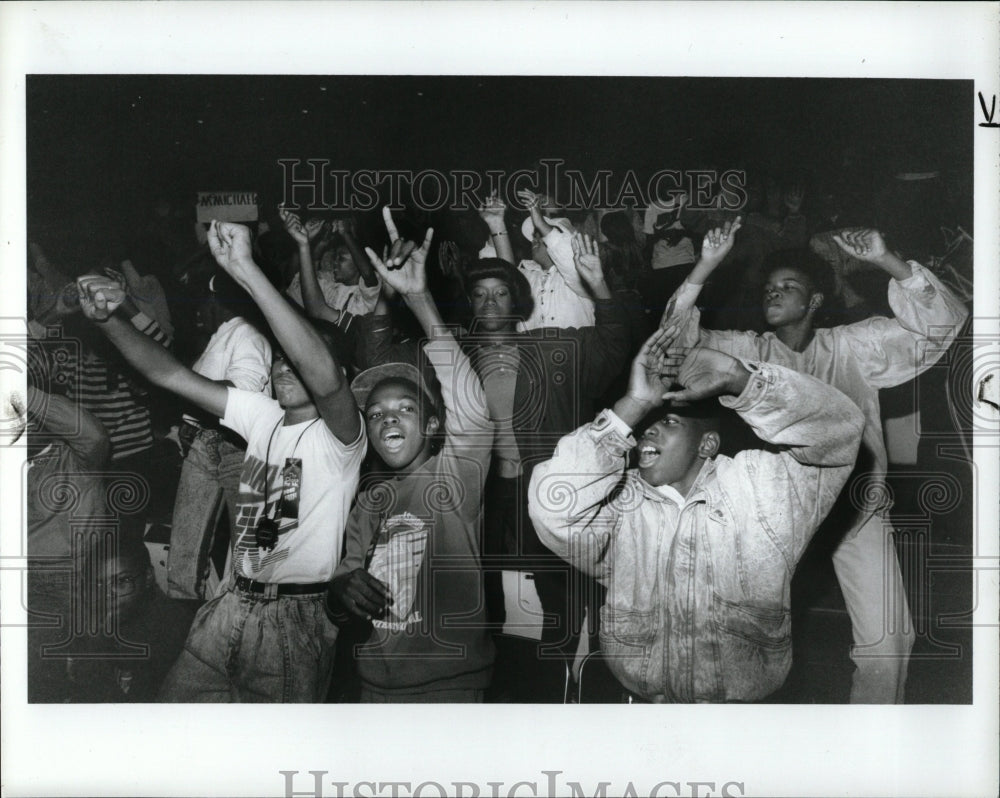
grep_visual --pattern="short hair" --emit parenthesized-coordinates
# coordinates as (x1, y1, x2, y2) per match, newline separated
(600, 211, 638, 247)
(762, 248, 836, 300)
(638, 398, 722, 435)
(464, 258, 535, 323)
(268, 313, 356, 379)
(110, 532, 152, 570)
(209, 269, 259, 319)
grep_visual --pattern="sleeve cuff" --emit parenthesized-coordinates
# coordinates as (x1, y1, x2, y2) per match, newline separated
(590, 409, 637, 453)
(894, 260, 929, 290)
(719, 359, 772, 412)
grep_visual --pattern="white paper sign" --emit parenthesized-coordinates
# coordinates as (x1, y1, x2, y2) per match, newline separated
(195, 191, 259, 223)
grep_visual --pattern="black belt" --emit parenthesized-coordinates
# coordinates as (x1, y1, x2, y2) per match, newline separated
(234, 575, 329, 597)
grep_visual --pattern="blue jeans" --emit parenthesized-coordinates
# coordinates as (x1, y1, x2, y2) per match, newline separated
(167, 428, 245, 599)
(158, 586, 339, 702)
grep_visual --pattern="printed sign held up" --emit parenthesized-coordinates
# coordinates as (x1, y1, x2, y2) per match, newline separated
(195, 191, 259, 223)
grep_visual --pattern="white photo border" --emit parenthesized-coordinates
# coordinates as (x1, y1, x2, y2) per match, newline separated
(1, 3, 997, 797)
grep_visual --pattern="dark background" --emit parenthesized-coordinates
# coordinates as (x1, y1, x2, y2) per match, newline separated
(26, 75, 972, 268)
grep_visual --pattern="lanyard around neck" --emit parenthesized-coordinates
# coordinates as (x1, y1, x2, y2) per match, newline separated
(261, 416, 319, 518)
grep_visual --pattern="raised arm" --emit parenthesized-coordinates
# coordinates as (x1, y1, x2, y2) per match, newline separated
(280, 206, 341, 326)
(573, 237, 632, 397)
(364, 208, 490, 443)
(208, 220, 361, 444)
(658, 217, 742, 325)
(832, 227, 970, 388)
(528, 331, 680, 579)
(76, 275, 228, 418)
(335, 218, 379, 288)
(718, 358, 864, 563)
(518, 189, 554, 237)
(479, 191, 515, 265)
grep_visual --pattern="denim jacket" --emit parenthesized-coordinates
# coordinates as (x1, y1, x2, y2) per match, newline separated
(528, 361, 864, 702)
(660, 263, 968, 534)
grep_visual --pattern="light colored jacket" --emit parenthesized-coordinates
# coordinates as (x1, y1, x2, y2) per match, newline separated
(528, 361, 864, 702)
(661, 262, 968, 532)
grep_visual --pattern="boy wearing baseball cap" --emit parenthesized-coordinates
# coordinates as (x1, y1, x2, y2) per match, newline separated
(328, 210, 495, 701)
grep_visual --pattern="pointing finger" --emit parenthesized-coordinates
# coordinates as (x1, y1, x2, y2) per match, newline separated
(382, 206, 400, 243)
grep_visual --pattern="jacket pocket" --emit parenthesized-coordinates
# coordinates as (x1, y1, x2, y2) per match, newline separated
(711, 594, 791, 701)
(599, 605, 656, 645)
(599, 605, 657, 697)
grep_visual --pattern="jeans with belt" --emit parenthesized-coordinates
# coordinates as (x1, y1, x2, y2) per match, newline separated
(158, 583, 338, 702)
(167, 426, 245, 599)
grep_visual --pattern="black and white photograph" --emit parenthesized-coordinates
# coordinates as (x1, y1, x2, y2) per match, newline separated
(1, 3, 998, 797)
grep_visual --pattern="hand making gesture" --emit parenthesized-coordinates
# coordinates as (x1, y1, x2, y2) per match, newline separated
(832, 227, 912, 280)
(364, 207, 434, 298)
(699, 216, 742, 270)
(478, 191, 507, 234)
(279, 206, 310, 247)
(207, 220, 258, 287)
(661, 347, 751, 404)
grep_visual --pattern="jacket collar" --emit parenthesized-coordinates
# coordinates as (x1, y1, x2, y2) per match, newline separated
(632, 457, 718, 506)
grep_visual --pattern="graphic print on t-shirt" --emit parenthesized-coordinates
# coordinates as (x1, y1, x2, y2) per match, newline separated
(231, 453, 297, 576)
(368, 512, 428, 631)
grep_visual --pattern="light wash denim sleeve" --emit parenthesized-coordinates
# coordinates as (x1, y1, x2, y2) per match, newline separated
(527, 409, 633, 581)
(834, 262, 969, 390)
(657, 279, 759, 358)
(722, 361, 865, 565)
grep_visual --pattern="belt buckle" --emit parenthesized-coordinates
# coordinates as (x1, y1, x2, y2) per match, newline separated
(263, 583, 279, 599)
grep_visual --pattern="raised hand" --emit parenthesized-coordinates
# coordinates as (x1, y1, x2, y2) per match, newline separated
(305, 217, 326, 242)
(627, 326, 683, 407)
(76, 274, 127, 322)
(478, 191, 507, 232)
(831, 228, 889, 263)
(699, 216, 742, 269)
(661, 347, 750, 404)
(207, 220, 258, 285)
(378, 205, 417, 268)
(364, 207, 434, 297)
(279, 206, 309, 246)
(570, 232, 605, 288)
(516, 188, 542, 210)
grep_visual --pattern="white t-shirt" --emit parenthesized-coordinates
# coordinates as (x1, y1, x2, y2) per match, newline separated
(182, 317, 272, 427)
(221, 388, 366, 583)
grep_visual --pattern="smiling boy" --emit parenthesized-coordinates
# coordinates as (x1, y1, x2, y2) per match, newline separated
(528, 329, 864, 702)
(328, 210, 495, 702)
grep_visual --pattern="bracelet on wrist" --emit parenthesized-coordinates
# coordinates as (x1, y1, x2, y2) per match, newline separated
(491, 229, 508, 237)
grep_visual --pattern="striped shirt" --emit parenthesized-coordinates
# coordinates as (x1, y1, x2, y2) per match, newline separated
(63, 312, 171, 461)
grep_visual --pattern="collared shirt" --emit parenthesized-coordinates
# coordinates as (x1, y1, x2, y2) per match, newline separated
(519, 225, 595, 330)
(518, 259, 595, 331)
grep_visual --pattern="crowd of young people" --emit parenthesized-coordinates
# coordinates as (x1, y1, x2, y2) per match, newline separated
(23, 168, 969, 703)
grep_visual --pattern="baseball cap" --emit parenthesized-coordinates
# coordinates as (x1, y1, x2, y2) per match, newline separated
(351, 361, 442, 419)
